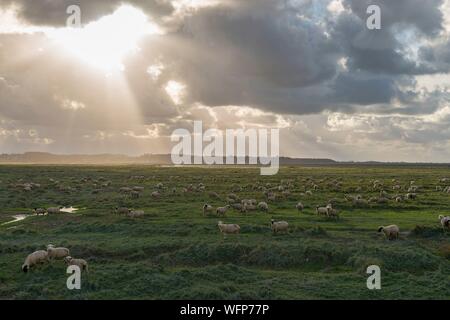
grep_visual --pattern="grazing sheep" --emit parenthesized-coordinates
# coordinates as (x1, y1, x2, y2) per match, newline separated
(119, 187, 132, 193)
(216, 205, 230, 216)
(47, 207, 62, 214)
(46, 245, 70, 260)
(217, 221, 240, 235)
(115, 207, 131, 215)
(271, 219, 289, 234)
(257, 202, 269, 212)
(203, 204, 214, 216)
(33, 208, 46, 215)
(378, 225, 400, 240)
(305, 190, 313, 196)
(22, 250, 49, 273)
(128, 210, 144, 218)
(133, 186, 144, 192)
(353, 199, 368, 207)
(244, 203, 257, 212)
(438, 215, 450, 231)
(327, 208, 340, 219)
(316, 206, 329, 216)
(151, 191, 161, 199)
(395, 196, 403, 203)
(64, 256, 89, 273)
(406, 193, 417, 200)
(295, 202, 304, 212)
(130, 191, 140, 199)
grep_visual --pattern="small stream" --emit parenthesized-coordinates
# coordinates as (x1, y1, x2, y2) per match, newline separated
(1, 207, 80, 226)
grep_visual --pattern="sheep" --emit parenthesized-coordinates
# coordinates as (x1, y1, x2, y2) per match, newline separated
(119, 187, 132, 193)
(151, 191, 161, 199)
(217, 221, 240, 235)
(64, 256, 89, 273)
(244, 203, 257, 212)
(128, 210, 144, 218)
(406, 193, 417, 200)
(305, 190, 313, 196)
(438, 215, 450, 231)
(46, 244, 70, 260)
(203, 204, 214, 216)
(353, 199, 368, 207)
(115, 207, 131, 215)
(395, 196, 403, 203)
(33, 208, 46, 215)
(378, 225, 400, 240)
(295, 202, 304, 212)
(130, 191, 140, 199)
(133, 186, 144, 192)
(208, 191, 221, 199)
(47, 207, 62, 214)
(271, 219, 289, 234)
(216, 205, 230, 217)
(316, 205, 329, 216)
(327, 208, 340, 219)
(22, 250, 49, 273)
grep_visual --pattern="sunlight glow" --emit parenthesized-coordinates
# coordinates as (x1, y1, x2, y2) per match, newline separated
(48, 5, 161, 72)
(165, 80, 186, 105)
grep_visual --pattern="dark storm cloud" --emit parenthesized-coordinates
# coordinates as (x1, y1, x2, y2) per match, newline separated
(0, 0, 174, 26)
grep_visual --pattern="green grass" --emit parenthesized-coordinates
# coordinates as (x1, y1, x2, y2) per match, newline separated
(0, 165, 449, 300)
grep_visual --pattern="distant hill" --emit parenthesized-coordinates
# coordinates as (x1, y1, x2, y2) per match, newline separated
(0, 152, 448, 166)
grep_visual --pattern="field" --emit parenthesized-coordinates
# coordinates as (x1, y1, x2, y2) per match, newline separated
(0, 165, 449, 300)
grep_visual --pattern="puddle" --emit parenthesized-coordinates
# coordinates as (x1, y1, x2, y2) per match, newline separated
(1, 214, 30, 226)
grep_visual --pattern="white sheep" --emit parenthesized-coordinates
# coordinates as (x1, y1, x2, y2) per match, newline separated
(115, 207, 131, 215)
(128, 210, 144, 218)
(378, 225, 400, 240)
(64, 256, 89, 273)
(295, 202, 304, 212)
(327, 208, 339, 219)
(316, 205, 329, 216)
(203, 204, 214, 216)
(151, 191, 161, 199)
(216, 205, 230, 216)
(47, 207, 62, 214)
(258, 201, 269, 212)
(46, 244, 70, 260)
(22, 250, 49, 272)
(271, 219, 289, 234)
(217, 221, 240, 235)
(438, 215, 450, 231)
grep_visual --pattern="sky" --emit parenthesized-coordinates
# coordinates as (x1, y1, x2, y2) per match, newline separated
(0, 0, 450, 162)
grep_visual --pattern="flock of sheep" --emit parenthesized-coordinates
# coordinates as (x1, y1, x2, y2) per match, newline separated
(16, 175, 450, 272)
(22, 244, 88, 274)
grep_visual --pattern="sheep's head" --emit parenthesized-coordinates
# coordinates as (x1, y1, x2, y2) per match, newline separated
(22, 264, 28, 273)
(218, 221, 223, 225)
(64, 256, 73, 264)
(47, 244, 55, 249)
(377, 227, 384, 233)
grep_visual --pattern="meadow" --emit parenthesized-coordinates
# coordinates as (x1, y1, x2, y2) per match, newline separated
(0, 165, 449, 300)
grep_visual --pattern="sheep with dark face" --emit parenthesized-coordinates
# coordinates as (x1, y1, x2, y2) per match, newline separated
(216, 205, 230, 217)
(378, 225, 400, 240)
(257, 202, 269, 212)
(203, 204, 214, 216)
(271, 219, 289, 234)
(22, 250, 49, 273)
(438, 215, 450, 231)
